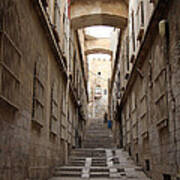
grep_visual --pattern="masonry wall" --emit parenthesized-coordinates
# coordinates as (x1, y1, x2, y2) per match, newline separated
(0, 0, 88, 179)
(116, 0, 180, 179)
(88, 57, 111, 120)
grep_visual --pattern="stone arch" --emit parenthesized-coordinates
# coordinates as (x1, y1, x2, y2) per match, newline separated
(85, 48, 112, 55)
(70, 0, 128, 29)
(85, 37, 112, 55)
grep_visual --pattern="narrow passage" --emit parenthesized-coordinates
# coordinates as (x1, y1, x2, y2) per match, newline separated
(49, 119, 150, 180)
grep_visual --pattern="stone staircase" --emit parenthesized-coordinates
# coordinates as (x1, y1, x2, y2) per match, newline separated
(82, 120, 114, 148)
(51, 120, 117, 179)
(50, 149, 149, 179)
(52, 148, 109, 178)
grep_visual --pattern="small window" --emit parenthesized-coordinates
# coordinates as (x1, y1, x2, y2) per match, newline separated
(98, 72, 101, 75)
(163, 174, 171, 180)
(136, 153, 139, 164)
(131, 11, 135, 52)
(95, 86, 102, 94)
(145, 159, 150, 171)
(140, 1, 145, 26)
(104, 89, 107, 95)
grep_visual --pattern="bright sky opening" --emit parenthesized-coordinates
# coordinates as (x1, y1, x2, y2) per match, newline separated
(85, 26, 114, 38)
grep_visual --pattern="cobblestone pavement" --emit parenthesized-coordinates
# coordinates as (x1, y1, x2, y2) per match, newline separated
(49, 149, 151, 180)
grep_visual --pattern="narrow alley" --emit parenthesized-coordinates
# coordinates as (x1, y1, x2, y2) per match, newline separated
(0, 0, 180, 180)
(49, 118, 150, 180)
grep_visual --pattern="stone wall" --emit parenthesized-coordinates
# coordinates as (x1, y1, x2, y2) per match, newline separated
(117, 1, 180, 179)
(88, 56, 111, 119)
(0, 0, 88, 179)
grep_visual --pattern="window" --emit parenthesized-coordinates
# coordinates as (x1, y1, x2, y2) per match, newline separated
(50, 81, 58, 135)
(132, 91, 136, 111)
(136, 153, 139, 164)
(163, 174, 171, 180)
(95, 86, 102, 94)
(137, 1, 145, 41)
(0, 31, 21, 110)
(131, 11, 135, 52)
(61, 82, 66, 140)
(54, 0, 61, 34)
(140, 1, 145, 26)
(126, 36, 129, 71)
(41, 0, 48, 9)
(145, 160, 150, 171)
(104, 89, 107, 95)
(95, 86, 102, 99)
(32, 61, 46, 128)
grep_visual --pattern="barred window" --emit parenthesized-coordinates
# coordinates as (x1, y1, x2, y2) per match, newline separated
(0, 31, 21, 110)
(50, 81, 58, 135)
(32, 60, 46, 128)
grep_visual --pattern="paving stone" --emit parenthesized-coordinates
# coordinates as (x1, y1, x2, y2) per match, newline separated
(109, 168, 118, 173)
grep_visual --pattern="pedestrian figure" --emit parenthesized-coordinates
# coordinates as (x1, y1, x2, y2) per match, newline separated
(107, 119, 112, 129)
(104, 112, 108, 123)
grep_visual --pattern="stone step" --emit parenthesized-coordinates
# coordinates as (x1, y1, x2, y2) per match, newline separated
(83, 143, 114, 147)
(84, 135, 112, 138)
(70, 152, 106, 157)
(69, 159, 85, 163)
(85, 135, 111, 138)
(90, 172, 109, 178)
(55, 166, 83, 172)
(71, 148, 106, 152)
(87, 127, 108, 130)
(68, 161, 85, 166)
(71, 149, 106, 157)
(83, 140, 113, 143)
(53, 170, 81, 177)
(91, 162, 106, 167)
(85, 136, 111, 139)
(92, 158, 106, 162)
(69, 157, 86, 161)
(69, 157, 106, 162)
(83, 144, 114, 148)
(86, 130, 109, 133)
(90, 167, 109, 172)
(85, 134, 110, 137)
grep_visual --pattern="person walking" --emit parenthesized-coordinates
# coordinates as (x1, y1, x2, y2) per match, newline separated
(104, 112, 108, 123)
(107, 119, 112, 129)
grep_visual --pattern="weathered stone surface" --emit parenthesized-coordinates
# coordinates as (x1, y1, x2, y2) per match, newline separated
(110, 0, 180, 179)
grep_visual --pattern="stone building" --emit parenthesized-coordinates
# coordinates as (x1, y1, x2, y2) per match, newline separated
(0, 0, 88, 179)
(0, 0, 180, 179)
(109, 0, 180, 179)
(88, 55, 111, 119)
